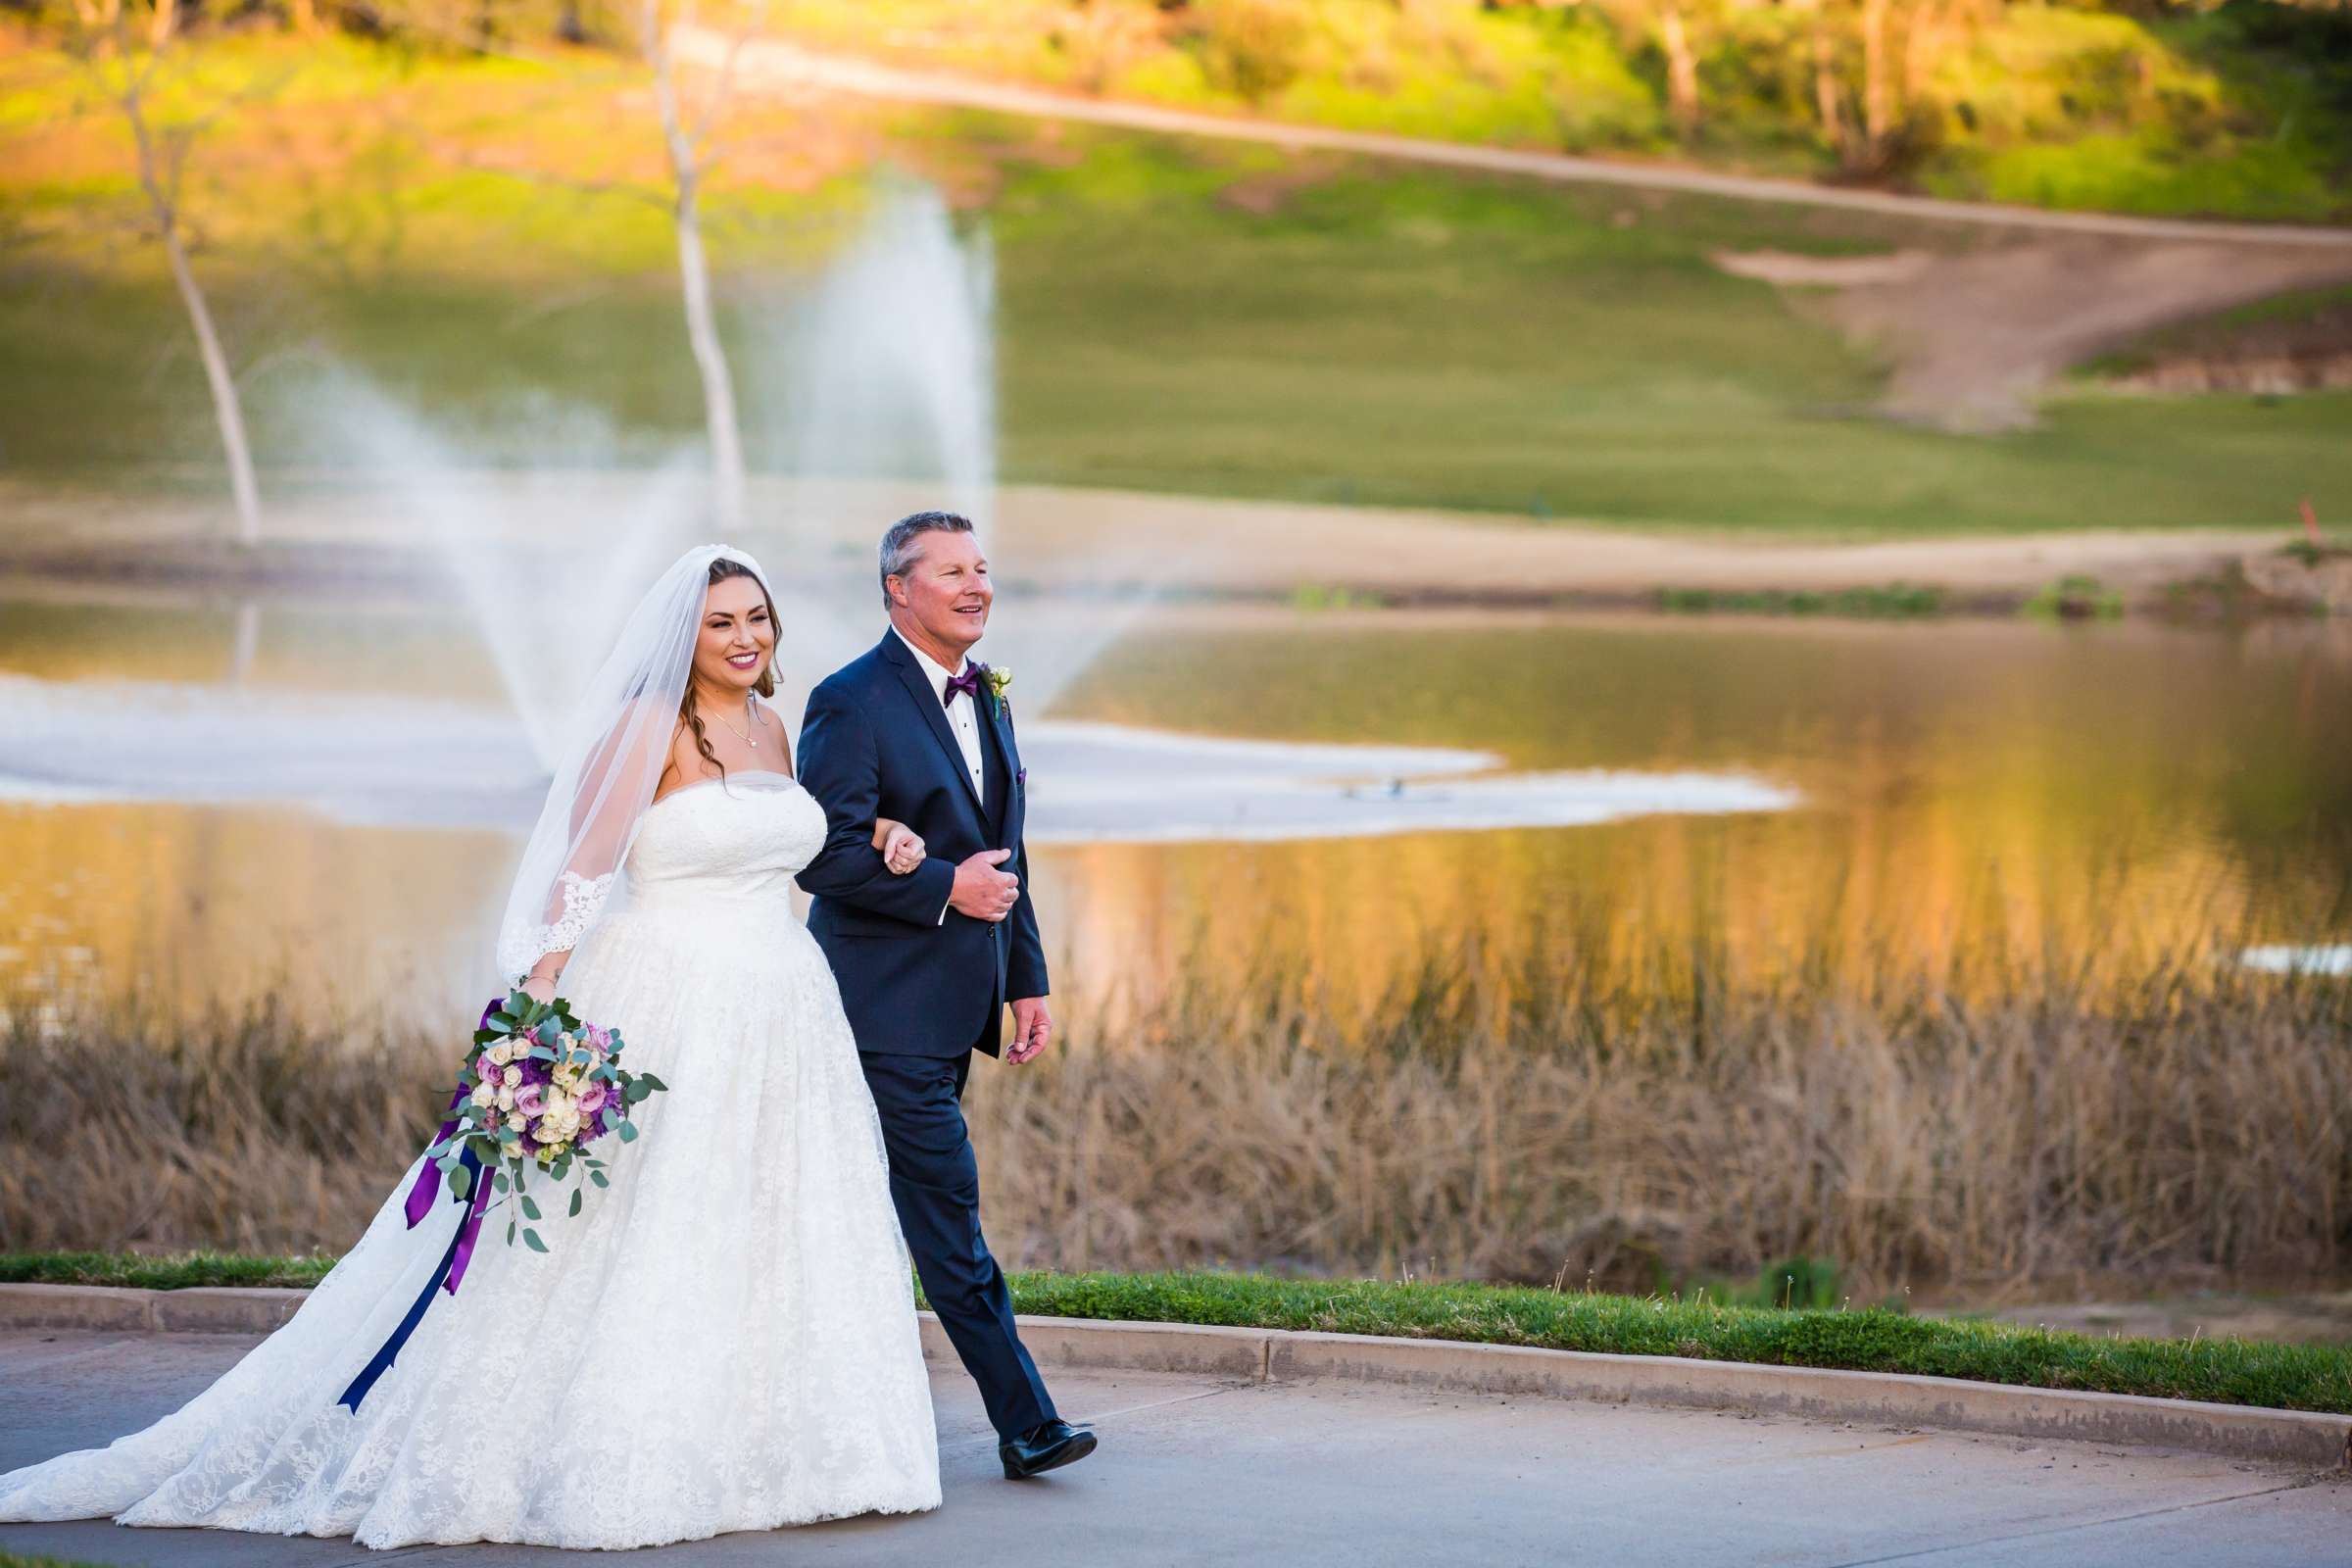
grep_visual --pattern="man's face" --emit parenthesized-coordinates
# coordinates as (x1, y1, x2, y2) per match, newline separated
(890, 528, 992, 657)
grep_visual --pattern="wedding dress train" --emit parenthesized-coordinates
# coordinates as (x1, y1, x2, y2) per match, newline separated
(0, 772, 942, 1549)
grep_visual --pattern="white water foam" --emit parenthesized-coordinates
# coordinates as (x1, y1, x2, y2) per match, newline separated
(2240, 945, 2352, 977)
(0, 679, 1798, 843)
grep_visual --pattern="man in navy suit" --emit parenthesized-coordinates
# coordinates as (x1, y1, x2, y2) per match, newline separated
(794, 511, 1095, 1482)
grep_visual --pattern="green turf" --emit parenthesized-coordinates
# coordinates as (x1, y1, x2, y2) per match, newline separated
(10, 1251, 2352, 1414)
(1, 38, 2345, 538)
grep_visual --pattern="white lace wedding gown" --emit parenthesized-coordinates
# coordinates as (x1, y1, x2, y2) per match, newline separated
(0, 772, 942, 1549)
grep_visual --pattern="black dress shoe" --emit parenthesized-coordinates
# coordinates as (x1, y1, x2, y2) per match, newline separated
(999, 1418, 1098, 1479)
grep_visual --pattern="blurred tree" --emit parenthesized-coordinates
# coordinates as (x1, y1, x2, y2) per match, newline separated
(59, 0, 268, 544)
(643, 0, 752, 529)
(1658, 0, 1700, 128)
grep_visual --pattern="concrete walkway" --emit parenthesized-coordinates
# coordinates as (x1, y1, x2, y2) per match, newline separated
(5, 1329, 2350, 1566)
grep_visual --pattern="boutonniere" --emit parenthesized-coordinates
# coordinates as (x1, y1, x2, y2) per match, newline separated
(981, 664, 1012, 717)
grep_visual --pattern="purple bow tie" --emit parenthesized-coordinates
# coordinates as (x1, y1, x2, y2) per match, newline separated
(943, 664, 986, 707)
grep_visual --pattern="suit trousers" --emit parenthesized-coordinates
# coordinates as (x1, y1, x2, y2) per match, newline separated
(858, 1050, 1056, 1440)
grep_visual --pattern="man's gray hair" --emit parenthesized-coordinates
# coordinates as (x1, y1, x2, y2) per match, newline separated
(879, 511, 975, 604)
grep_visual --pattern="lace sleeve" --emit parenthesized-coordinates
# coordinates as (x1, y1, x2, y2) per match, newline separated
(494, 702, 675, 981)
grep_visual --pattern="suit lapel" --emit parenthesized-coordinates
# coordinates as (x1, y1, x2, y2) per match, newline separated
(983, 688, 1022, 846)
(879, 630, 985, 813)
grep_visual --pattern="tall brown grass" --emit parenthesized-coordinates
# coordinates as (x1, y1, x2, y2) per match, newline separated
(6, 930, 2350, 1298)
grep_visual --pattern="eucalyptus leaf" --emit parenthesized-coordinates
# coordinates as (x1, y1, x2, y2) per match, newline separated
(590, 1168, 609, 1188)
(623, 1079, 651, 1104)
(568, 1189, 583, 1217)
(637, 1073, 667, 1093)
(506, 1219, 516, 1244)
(494, 1170, 509, 1192)
(518, 1193, 539, 1220)
(523, 1228, 548, 1253)
(618, 1120, 638, 1143)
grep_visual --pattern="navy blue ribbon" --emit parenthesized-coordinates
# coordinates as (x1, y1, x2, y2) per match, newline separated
(337, 1142, 483, 1414)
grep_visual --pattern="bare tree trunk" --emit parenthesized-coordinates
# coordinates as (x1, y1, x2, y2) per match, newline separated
(288, 0, 319, 35)
(643, 0, 746, 533)
(122, 59, 264, 547)
(1812, 23, 1848, 167)
(148, 0, 176, 49)
(1659, 2, 1701, 134)
(1860, 0, 1892, 156)
(670, 178, 746, 533)
(1902, 0, 1943, 102)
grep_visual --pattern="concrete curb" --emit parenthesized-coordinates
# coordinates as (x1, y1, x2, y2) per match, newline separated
(9, 1285, 2345, 1470)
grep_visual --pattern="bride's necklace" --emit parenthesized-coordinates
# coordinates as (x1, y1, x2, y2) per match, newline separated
(710, 696, 761, 750)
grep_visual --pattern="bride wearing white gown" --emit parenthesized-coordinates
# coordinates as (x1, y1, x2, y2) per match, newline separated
(0, 544, 945, 1549)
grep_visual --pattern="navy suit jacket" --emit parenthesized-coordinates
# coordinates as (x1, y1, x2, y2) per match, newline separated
(795, 629, 1049, 1058)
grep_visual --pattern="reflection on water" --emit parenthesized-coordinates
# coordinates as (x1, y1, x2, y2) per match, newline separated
(3, 596, 2349, 1023)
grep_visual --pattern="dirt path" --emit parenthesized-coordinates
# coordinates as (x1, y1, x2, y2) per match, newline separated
(675, 25, 2352, 250)
(0, 473, 2289, 607)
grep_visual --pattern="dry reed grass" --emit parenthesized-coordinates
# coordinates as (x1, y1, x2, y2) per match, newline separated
(5, 930, 2349, 1298)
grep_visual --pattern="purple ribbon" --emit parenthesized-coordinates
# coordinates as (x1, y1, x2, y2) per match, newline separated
(400, 1086, 497, 1293)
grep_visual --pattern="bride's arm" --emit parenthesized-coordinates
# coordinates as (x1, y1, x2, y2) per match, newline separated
(516, 713, 678, 1002)
(871, 816, 925, 874)
(795, 682, 955, 917)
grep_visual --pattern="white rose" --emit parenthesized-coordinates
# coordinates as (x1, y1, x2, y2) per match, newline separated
(506, 1110, 527, 1131)
(486, 1041, 514, 1067)
(469, 1081, 497, 1108)
(496, 1086, 516, 1111)
(501, 1064, 522, 1088)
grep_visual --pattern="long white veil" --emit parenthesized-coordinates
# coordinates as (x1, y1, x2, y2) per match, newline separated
(493, 543, 772, 981)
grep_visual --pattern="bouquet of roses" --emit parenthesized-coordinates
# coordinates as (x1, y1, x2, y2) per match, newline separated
(428, 988, 667, 1253)
(339, 989, 666, 1412)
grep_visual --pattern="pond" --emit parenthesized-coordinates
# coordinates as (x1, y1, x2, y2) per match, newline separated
(5, 586, 2349, 1031)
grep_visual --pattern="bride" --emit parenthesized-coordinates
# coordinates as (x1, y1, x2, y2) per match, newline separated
(0, 545, 946, 1549)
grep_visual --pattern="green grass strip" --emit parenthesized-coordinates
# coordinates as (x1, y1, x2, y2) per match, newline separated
(9, 1253, 2350, 1415)
(0, 1250, 337, 1291)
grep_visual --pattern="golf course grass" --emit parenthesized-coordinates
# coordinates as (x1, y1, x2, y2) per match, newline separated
(4, 33, 2347, 537)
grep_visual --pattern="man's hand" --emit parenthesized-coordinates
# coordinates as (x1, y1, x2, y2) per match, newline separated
(950, 848, 1019, 922)
(1007, 996, 1053, 1065)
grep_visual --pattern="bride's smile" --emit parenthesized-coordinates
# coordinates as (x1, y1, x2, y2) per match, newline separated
(696, 574, 776, 693)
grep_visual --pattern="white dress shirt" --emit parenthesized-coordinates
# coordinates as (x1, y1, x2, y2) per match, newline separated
(893, 624, 984, 926)
(893, 624, 985, 806)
